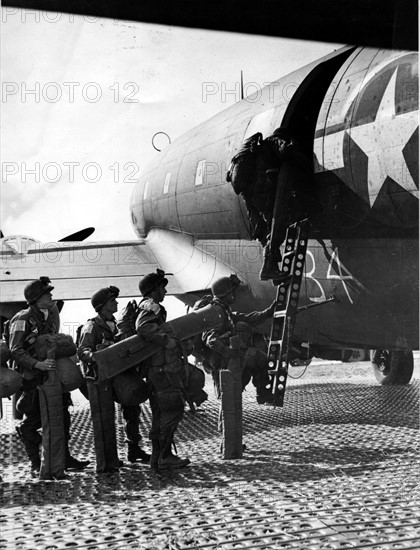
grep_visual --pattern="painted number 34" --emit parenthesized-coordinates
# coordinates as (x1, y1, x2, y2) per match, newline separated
(305, 248, 354, 304)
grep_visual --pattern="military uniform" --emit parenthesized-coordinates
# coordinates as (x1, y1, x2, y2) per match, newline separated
(78, 314, 147, 466)
(9, 305, 72, 471)
(135, 297, 187, 468)
(201, 294, 275, 403)
(260, 130, 314, 280)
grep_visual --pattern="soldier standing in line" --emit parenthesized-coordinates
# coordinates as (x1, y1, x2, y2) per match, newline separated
(200, 274, 276, 404)
(135, 269, 190, 470)
(9, 276, 89, 477)
(78, 286, 151, 468)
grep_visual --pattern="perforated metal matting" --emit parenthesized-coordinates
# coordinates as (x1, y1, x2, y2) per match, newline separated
(1, 359, 419, 550)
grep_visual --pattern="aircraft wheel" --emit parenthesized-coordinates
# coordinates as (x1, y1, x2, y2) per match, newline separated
(371, 349, 414, 385)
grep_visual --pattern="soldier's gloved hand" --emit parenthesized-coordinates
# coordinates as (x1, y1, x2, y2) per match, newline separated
(35, 359, 56, 371)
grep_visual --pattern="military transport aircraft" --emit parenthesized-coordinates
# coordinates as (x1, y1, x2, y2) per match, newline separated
(1, 44, 418, 387)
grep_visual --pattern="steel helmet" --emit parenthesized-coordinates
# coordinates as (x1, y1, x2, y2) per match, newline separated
(91, 286, 120, 311)
(139, 269, 168, 296)
(211, 274, 242, 298)
(24, 276, 54, 305)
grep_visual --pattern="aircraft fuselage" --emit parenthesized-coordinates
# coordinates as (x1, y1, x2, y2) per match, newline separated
(130, 46, 418, 351)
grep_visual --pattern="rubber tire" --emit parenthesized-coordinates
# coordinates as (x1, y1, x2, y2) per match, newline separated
(371, 349, 414, 385)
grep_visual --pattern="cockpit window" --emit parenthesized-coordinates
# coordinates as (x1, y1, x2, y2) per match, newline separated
(163, 173, 171, 194)
(195, 159, 206, 186)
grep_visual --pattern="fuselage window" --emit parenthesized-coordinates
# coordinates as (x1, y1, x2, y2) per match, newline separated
(243, 108, 276, 141)
(143, 181, 149, 200)
(163, 173, 171, 194)
(195, 159, 206, 186)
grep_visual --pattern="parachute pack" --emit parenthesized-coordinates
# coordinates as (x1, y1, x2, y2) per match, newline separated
(226, 132, 264, 195)
(226, 129, 296, 204)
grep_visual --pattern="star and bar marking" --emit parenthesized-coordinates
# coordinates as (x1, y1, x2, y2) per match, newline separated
(315, 67, 418, 207)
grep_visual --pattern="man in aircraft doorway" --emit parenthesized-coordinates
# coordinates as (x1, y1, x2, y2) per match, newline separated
(198, 274, 275, 404)
(227, 127, 313, 281)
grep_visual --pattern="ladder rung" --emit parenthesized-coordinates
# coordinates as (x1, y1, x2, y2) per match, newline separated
(266, 219, 309, 407)
(273, 310, 286, 318)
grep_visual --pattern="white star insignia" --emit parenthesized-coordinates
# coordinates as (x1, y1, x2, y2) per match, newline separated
(348, 68, 418, 207)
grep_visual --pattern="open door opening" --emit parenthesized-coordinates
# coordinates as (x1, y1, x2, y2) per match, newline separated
(281, 47, 357, 161)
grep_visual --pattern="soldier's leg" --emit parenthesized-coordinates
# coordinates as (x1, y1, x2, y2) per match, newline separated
(62, 392, 90, 470)
(121, 404, 151, 463)
(121, 404, 141, 445)
(260, 165, 292, 280)
(158, 388, 189, 469)
(243, 348, 272, 404)
(148, 390, 161, 469)
(16, 387, 42, 473)
(87, 380, 120, 473)
(244, 199, 269, 246)
(149, 369, 189, 469)
(211, 370, 221, 399)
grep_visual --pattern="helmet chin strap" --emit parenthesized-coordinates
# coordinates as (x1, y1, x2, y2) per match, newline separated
(40, 309, 49, 320)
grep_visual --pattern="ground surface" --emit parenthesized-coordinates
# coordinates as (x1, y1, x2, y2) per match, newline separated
(1, 358, 419, 550)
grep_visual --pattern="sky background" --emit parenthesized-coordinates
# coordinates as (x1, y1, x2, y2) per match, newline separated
(1, 9, 343, 331)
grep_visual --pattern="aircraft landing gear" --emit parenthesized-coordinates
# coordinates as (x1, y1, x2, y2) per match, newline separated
(371, 349, 414, 385)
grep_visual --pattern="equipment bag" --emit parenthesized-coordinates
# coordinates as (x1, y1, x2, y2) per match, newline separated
(55, 356, 84, 393)
(0, 367, 23, 398)
(35, 334, 77, 360)
(112, 367, 149, 406)
(184, 363, 208, 407)
(0, 337, 23, 398)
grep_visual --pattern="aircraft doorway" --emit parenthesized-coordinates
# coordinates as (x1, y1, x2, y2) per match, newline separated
(280, 46, 356, 160)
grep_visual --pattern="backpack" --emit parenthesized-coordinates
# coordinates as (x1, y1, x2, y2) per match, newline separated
(227, 132, 263, 195)
(227, 132, 281, 216)
(116, 300, 139, 341)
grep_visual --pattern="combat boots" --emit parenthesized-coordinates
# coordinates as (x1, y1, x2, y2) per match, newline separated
(65, 455, 90, 471)
(64, 444, 90, 471)
(30, 457, 41, 478)
(158, 437, 190, 470)
(16, 426, 41, 476)
(158, 453, 191, 470)
(127, 443, 151, 464)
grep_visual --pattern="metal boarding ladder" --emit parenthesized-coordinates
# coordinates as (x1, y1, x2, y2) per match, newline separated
(267, 219, 310, 407)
